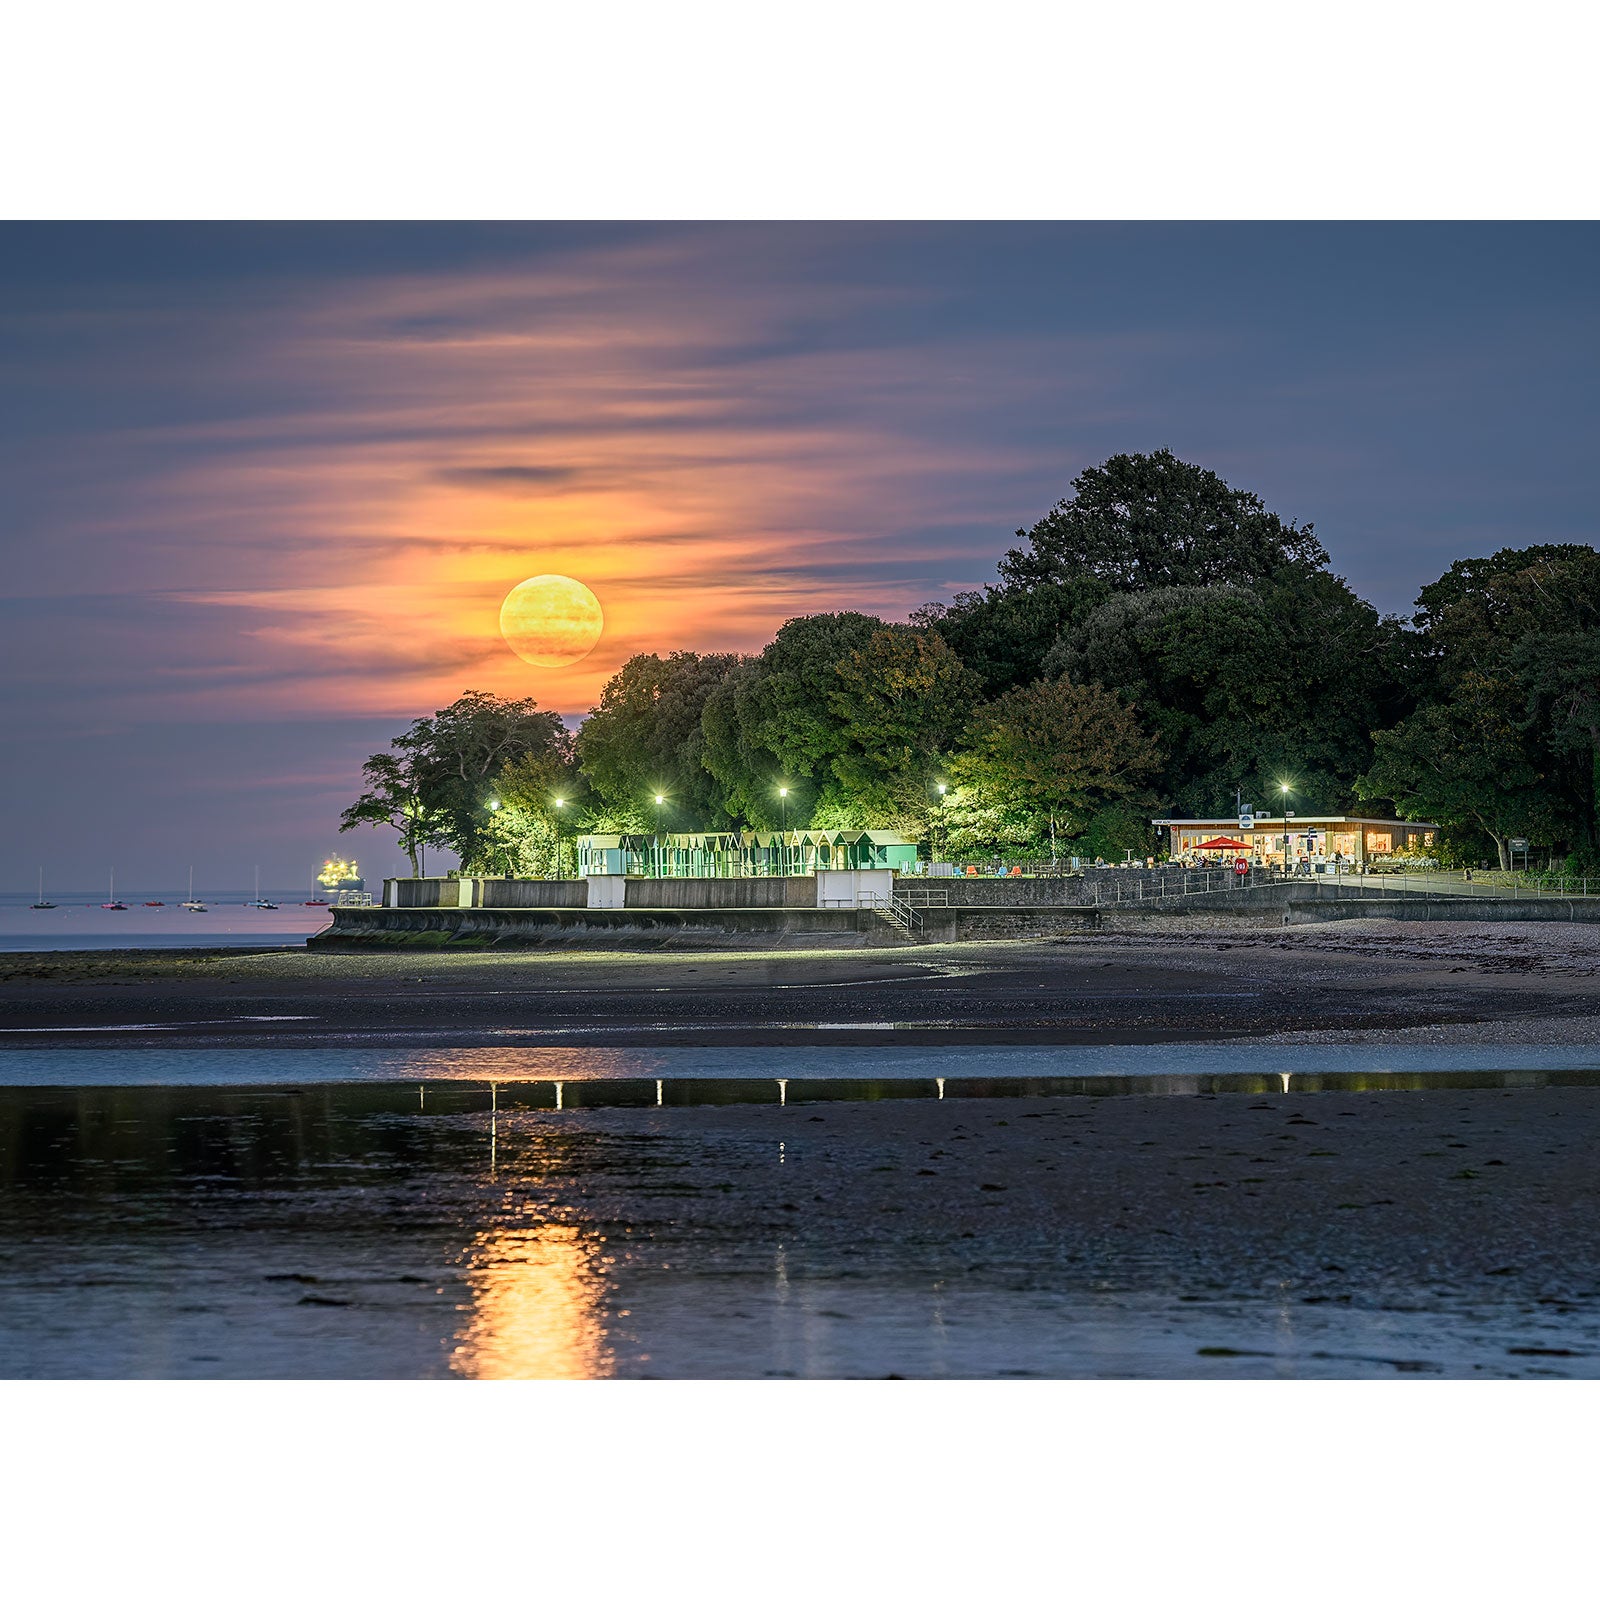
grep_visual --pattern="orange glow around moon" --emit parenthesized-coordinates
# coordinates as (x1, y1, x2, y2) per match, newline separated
(498, 574, 604, 668)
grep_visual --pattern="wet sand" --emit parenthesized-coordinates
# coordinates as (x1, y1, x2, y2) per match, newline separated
(1, 920, 1598, 1050)
(4, 922, 1596, 1377)
(3, 1079, 1598, 1377)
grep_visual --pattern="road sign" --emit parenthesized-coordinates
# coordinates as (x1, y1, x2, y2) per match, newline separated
(1234, 858, 1250, 875)
(1238, 814, 1254, 830)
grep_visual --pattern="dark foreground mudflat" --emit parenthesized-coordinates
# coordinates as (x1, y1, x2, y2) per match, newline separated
(2, 922, 1598, 1048)
(3, 1080, 1598, 1377)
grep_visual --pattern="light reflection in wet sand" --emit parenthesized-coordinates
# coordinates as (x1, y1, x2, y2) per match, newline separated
(451, 1224, 614, 1380)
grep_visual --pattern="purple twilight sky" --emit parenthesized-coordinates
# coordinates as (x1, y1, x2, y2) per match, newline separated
(1, 222, 1595, 890)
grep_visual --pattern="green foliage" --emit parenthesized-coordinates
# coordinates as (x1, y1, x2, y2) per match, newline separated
(342, 691, 570, 875)
(470, 746, 587, 877)
(697, 614, 972, 829)
(343, 458, 1600, 880)
(826, 628, 981, 831)
(699, 613, 884, 825)
(919, 583, 1105, 697)
(338, 749, 449, 877)
(951, 678, 1161, 860)
(1046, 568, 1408, 815)
(937, 786, 1044, 859)
(1355, 674, 1560, 868)
(575, 650, 746, 825)
(998, 448, 1327, 595)
(1360, 545, 1600, 862)
(1071, 806, 1158, 863)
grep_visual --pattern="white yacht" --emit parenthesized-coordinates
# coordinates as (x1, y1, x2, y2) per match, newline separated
(245, 865, 278, 910)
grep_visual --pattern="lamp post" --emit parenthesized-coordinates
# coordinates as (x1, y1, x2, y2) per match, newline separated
(931, 781, 946, 874)
(552, 796, 565, 881)
(486, 797, 501, 878)
(653, 794, 665, 878)
(1278, 782, 1294, 875)
(777, 786, 789, 876)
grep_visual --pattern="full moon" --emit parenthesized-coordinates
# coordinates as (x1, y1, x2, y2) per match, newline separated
(498, 574, 604, 668)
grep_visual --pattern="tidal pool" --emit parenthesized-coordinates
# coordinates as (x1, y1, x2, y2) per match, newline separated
(3, 1039, 1600, 1086)
(3, 1072, 1599, 1378)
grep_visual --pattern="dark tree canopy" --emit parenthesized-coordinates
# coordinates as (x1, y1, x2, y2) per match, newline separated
(951, 677, 1161, 860)
(340, 457, 1600, 877)
(1044, 568, 1407, 817)
(343, 690, 568, 873)
(921, 583, 1102, 697)
(825, 628, 981, 829)
(998, 448, 1327, 596)
(700, 612, 889, 827)
(1356, 673, 1561, 866)
(576, 650, 747, 825)
(1366, 544, 1600, 863)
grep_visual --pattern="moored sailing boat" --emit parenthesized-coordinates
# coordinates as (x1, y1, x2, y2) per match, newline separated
(182, 865, 207, 912)
(101, 870, 128, 910)
(30, 868, 55, 910)
(245, 865, 278, 910)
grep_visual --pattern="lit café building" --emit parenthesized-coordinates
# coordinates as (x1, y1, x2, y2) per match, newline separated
(1153, 815, 1438, 870)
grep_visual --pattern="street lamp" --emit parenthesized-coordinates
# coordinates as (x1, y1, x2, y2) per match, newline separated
(486, 797, 502, 878)
(653, 793, 665, 878)
(552, 796, 565, 881)
(1278, 782, 1294, 875)
(777, 786, 789, 876)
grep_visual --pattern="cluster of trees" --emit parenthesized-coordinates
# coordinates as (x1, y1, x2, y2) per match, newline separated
(343, 450, 1600, 875)
(1357, 544, 1600, 867)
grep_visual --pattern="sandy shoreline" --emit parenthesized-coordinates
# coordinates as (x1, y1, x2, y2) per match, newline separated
(5, 919, 1599, 1375)
(0, 919, 1596, 1051)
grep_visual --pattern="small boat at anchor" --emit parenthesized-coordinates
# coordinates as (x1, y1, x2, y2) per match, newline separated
(102, 870, 128, 910)
(245, 865, 278, 910)
(182, 865, 207, 912)
(30, 869, 55, 910)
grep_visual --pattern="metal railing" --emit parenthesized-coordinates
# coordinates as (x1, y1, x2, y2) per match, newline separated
(1328, 870, 1600, 900)
(859, 891, 924, 933)
(1086, 866, 1267, 906)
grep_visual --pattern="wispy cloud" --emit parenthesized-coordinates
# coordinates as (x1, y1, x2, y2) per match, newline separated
(8, 232, 1158, 721)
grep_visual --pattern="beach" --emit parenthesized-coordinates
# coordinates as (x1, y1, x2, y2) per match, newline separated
(1, 919, 1597, 1049)
(3, 919, 1598, 1377)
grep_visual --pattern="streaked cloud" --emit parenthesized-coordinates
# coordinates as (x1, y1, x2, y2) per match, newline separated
(2, 222, 1594, 881)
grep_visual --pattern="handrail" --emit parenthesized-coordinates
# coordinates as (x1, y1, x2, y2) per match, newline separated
(1087, 866, 1266, 905)
(860, 891, 923, 932)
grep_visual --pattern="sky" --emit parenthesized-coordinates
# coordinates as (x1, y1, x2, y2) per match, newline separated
(2, 222, 1596, 890)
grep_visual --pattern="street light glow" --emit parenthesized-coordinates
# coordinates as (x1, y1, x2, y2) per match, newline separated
(654, 794, 664, 804)
(488, 798, 500, 810)
(778, 787, 789, 797)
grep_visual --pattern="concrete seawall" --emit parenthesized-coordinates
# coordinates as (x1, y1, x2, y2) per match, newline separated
(1286, 895, 1600, 925)
(315, 906, 876, 948)
(313, 902, 1102, 948)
